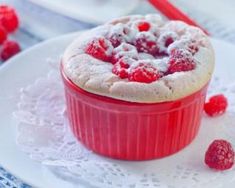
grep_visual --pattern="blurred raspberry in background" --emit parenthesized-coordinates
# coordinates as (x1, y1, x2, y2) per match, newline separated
(0, 4, 21, 62)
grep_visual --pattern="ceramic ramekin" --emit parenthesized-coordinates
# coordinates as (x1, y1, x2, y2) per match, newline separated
(61, 65, 208, 160)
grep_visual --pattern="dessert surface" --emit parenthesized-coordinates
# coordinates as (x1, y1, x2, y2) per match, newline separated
(62, 14, 214, 103)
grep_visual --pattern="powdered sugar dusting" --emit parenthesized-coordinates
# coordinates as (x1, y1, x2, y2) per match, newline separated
(135, 31, 156, 42)
(128, 58, 168, 72)
(153, 58, 169, 72)
(138, 53, 155, 60)
(104, 39, 114, 56)
(158, 31, 179, 52)
(113, 43, 138, 60)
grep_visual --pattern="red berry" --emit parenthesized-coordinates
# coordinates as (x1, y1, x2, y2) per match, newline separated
(108, 25, 130, 48)
(0, 5, 19, 33)
(204, 94, 228, 117)
(85, 37, 113, 62)
(205, 140, 234, 170)
(0, 26, 7, 44)
(109, 33, 123, 48)
(167, 49, 195, 74)
(135, 33, 158, 56)
(165, 37, 174, 47)
(137, 21, 151, 32)
(1, 40, 21, 61)
(129, 62, 160, 83)
(112, 58, 130, 79)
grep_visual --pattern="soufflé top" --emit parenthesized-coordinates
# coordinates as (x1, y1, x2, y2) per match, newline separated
(62, 14, 214, 103)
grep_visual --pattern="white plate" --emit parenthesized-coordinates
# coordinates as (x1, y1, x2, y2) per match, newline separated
(26, 0, 140, 24)
(0, 33, 235, 188)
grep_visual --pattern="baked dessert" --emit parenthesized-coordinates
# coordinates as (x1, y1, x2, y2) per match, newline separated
(62, 14, 214, 103)
(61, 14, 214, 160)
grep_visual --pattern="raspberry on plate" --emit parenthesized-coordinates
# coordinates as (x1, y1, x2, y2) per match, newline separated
(129, 62, 160, 83)
(0, 5, 19, 33)
(167, 49, 195, 74)
(205, 140, 234, 170)
(204, 94, 228, 117)
(0, 25, 7, 44)
(0, 40, 21, 61)
(85, 37, 113, 62)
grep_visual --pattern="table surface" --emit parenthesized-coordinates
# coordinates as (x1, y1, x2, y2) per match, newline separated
(0, 0, 235, 187)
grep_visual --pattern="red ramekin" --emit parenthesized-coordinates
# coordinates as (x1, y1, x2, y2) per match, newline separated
(61, 65, 208, 160)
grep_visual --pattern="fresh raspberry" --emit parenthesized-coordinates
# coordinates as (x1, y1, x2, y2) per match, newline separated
(0, 40, 21, 61)
(204, 94, 228, 117)
(112, 58, 130, 79)
(107, 24, 130, 48)
(135, 32, 158, 56)
(165, 37, 174, 47)
(0, 5, 19, 33)
(109, 33, 123, 48)
(129, 62, 160, 83)
(137, 21, 151, 32)
(0, 26, 7, 44)
(85, 37, 113, 62)
(167, 49, 195, 74)
(205, 140, 234, 170)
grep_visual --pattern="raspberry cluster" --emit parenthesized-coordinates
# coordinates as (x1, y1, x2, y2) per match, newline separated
(0, 5, 20, 62)
(85, 18, 198, 83)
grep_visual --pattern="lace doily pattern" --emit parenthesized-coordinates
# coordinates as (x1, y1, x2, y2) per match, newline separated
(14, 61, 235, 188)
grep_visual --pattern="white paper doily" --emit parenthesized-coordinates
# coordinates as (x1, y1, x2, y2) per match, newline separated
(14, 60, 235, 188)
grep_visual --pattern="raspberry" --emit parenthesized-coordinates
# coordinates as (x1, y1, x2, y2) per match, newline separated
(85, 37, 113, 62)
(0, 26, 7, 44)
(1, 40, 21, 61)
(107, 24, 130, 48)
(109, 33, 123, 48)
(137, 21, 151, 32)
(205, 140, 234, 170)
(159, 32, 177, 45)
(135, 32, 158, 56)
(167, 49, 195, 74)
(112, 58, 130, 79)
(165, 37, 174, 47)
(129, 62, 160, 83)
(204, 94, 228, 117)
(0, 5, 19, 33)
